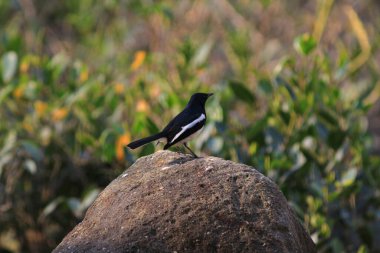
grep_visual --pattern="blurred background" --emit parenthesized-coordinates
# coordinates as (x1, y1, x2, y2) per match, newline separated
(0, 0, 380, 252)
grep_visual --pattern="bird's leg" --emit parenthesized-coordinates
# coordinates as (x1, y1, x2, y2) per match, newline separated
(183, 143, 198, 158)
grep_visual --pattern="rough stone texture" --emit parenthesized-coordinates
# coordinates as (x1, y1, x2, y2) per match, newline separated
(54, 151, 316, 253)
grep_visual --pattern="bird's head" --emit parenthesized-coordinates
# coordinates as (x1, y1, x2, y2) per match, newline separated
(188, 92, 213, 107)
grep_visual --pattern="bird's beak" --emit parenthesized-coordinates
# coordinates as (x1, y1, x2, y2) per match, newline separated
(207, 93, 213, 98)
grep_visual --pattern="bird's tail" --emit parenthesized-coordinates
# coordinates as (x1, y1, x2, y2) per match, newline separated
(127, 132, 165, 149)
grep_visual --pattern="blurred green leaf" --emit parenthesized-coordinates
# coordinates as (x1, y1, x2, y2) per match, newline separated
(99, 129, 117, 162)
(258, 79, 273, 94)
(0, 153, 12, 176)
(192, 40, 213, 67)
(327, 129, 346, 150)
(228, 80, 255, 104)
(77, 131, 96, 146)
(67, 198, 82, 218)
(357, 245, 369, 253)
(340, 168, 357, 187)
(331, 238, 344, 253)
(0, 85, 13, 105)
(20, 141, 44, 162)
(146, 117, 160, 134)
(260, 0, 272, 7)
(42, 197, 65, 217)
(247, 117, 267, 141)
(228, 31, 251, 60)
(23, 159, 37, 174)
(317, 106, 340, 128)
(140, 143, 155, 156)
(275, 76, 296, 100)
(1, 51, 18, 82)
(81, 188, 100, 211)
(207, 137, 224, 153)
(179, 39, 196, 66)
(0, 131, 17, 155)
(294, 33, 317, 56)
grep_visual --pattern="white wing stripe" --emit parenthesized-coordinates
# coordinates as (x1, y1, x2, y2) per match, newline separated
(170, 114, 205, 144)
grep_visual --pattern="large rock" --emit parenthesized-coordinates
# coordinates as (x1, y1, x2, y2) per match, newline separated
(54, 151, 316, 253)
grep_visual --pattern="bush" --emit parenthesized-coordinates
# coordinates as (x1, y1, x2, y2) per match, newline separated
(0, 1, 379, 252)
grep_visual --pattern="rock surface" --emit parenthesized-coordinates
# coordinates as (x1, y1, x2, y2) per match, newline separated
(54, 150, 316, 253)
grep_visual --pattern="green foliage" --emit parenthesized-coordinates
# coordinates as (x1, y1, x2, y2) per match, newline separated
(0, 1, 380, 253)
(294, 33, 317, 56)
(1, 52, 18, 82)
(228, 80, 255, 104)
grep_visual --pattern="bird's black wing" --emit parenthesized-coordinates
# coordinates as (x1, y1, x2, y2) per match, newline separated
(162, 108, 206, 149)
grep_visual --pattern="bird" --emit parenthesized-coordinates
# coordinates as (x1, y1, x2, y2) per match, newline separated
(127, 93, 213, 157)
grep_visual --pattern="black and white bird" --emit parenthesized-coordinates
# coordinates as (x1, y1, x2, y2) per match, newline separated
(127, 93, 213, 157)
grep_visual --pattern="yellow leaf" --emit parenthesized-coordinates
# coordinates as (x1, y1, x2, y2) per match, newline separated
(149, 84, 161, 98)
(136, 99, 150, 113)
(344, 5, 371, 73)
(116, 133, 131, 161)
(40, 127, 52, 146)
(131, 51, 146, 71)
(13, 86, 24, 99)
(22, 118, 33, 133)
(34, 101, 48, 117)
(114, 82, 125, 94)
(20, 61, 29, 73)
(79, 69, 89, 82)
(52, 108, 68, 122)
(313, 0, 335, 43)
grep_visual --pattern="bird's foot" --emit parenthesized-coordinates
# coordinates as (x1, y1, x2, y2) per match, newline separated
(183, 143, 199, 158)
